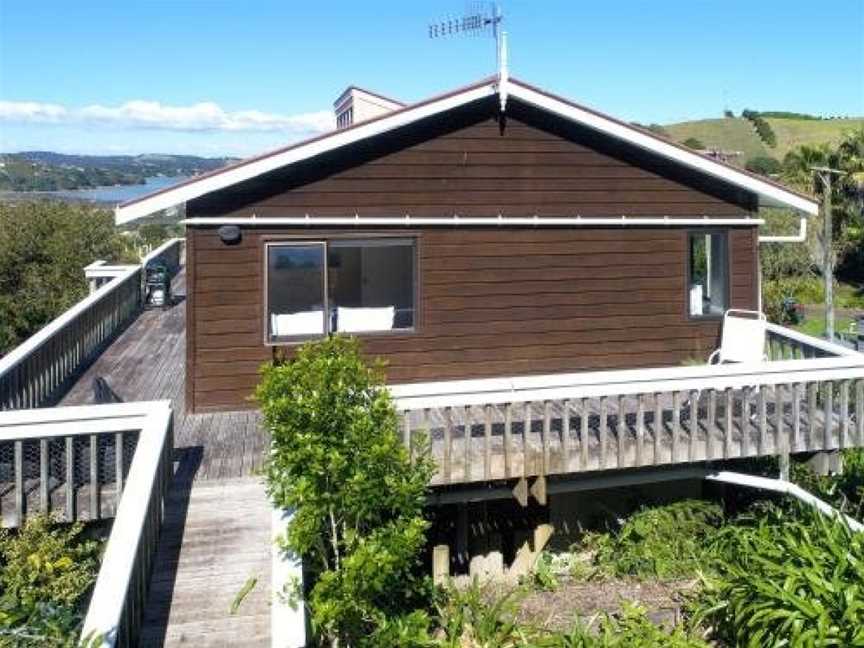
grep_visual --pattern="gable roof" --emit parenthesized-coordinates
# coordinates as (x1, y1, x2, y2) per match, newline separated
(115, 76, 819, 224)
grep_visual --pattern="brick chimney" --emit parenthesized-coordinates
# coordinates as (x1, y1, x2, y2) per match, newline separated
(334, 87, 404, 129)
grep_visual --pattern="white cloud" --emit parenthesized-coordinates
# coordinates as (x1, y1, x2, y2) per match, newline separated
(0, 100, 68, 122)
(0, 99, 334, 134)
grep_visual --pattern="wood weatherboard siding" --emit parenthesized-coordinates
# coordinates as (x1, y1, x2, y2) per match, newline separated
(184, 97, 760, 412)
(186, 227, 758, 412)
(188, 98, 756, 220)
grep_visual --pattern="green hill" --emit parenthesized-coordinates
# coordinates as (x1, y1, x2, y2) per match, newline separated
(663, 116, 864, 167)
(764, 118, 864, 157)
(664, 118, 768, 161)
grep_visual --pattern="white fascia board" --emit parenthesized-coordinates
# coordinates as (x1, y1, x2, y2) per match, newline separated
(182, 216, 764, 227)
(508, 84, 820, 216)
(115, 83, 497, 225)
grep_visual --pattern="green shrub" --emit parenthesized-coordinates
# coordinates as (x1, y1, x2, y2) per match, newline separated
(682, 138, 704, 150)
(433, 582, 523, 647)
(536, 604, 709, 647)
(745, 156, 781, 176)
(790, 449, 864, 520)
(256, 335, 434, 647)
(691, 504, 864, 647)
(762, 278, 799, 324)
(585, 500, 724, 579)
(0, 516, 101, 646)
(0, 201, 138, 356)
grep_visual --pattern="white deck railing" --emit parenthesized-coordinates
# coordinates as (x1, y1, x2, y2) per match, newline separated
(0, 402, 173, 647)
(69, 402, 171, 648)
(393, 325, 864, 486)
(0, 238, 183, 412)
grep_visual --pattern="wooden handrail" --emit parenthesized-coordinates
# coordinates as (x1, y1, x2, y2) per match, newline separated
(0, 238, 184, 411)
(0, 401, 174, 644)
(391, 323, 863, 410)
(77, 401, 174, 648)
(395, 324, 864, 487)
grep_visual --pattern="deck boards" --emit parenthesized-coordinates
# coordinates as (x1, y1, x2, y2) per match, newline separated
(59, 269, 272, 646)
(60, 269, 267, 482)
(137, 477, 271, 647)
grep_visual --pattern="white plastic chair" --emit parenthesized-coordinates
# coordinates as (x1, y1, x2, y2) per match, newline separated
(708, 309, 768, 365)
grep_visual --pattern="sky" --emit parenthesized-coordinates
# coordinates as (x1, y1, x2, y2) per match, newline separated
(1, 0, 862, 158)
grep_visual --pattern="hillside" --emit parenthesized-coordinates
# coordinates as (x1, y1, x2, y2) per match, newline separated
(0, 152, 234, 192)
(663, 116, 864, 166)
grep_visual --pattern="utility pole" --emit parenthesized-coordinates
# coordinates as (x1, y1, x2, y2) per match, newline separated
(811, 166, 844, 341)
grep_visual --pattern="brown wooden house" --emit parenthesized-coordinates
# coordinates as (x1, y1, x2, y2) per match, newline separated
(116, 77, 818, 413)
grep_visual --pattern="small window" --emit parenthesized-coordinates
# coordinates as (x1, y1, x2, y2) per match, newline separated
(688, 232, 728, 317)
(265, 238, 416, 342)
(267, 243, 327, 341)
(329, 238, 415, 333)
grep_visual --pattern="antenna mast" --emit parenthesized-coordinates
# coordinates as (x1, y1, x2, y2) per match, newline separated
(429, 3, 509, 110)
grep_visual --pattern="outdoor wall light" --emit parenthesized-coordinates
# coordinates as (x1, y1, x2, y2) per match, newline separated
(218, 224, 241, 245)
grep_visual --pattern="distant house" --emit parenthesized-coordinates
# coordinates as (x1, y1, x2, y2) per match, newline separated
(115, 76, 818, 413)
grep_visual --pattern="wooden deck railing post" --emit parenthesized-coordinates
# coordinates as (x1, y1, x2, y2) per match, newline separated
(562, 399, 572, 473)
(389, 323, 863, 488)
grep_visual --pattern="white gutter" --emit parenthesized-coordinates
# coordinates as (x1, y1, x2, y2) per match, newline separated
(759, 216, 807, 243)
(182, 215, 765, 227)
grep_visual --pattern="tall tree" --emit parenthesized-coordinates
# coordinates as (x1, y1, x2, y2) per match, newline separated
(0, 201, 137, 356)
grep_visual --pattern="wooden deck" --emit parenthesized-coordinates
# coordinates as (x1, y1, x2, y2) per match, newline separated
(60, 268, 267, 482)
(138, 477, 271, 647)
(59, 268, 273, 646)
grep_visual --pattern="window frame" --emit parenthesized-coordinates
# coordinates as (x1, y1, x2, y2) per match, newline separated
(685, 229, 730, 321)
(263, 240, 329, 344)
(262, 234, 420, 346)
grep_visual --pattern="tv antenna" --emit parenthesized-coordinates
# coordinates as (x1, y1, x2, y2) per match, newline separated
(429, 3, 509, 111)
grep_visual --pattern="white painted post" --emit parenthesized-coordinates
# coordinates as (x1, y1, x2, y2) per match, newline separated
(271, 507, 306, 648)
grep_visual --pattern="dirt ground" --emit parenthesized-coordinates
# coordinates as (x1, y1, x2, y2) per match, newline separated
(514, 577, 697, 632)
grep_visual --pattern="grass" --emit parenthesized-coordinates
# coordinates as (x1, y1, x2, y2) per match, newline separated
(663, 117, 767, 161)
(765, 117, 864, 157)
(663, 115, 864, 164)
(793, 316, 854, 338)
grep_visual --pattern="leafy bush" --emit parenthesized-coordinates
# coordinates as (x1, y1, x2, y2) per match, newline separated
(691, 504, 864, 647)
(0, 201, 138, 356)
(535, 603, 709, 647)
(762, 278, 801, 324)
(745, 156, 781, 176)
(433, 582, 523, 647)
(0, 516, 101, 646)
(584, 500, 724, 580)
(790, 449, 864, 520)
(428, 584, 708, 648)
(682, 138, 704, 150)
(256, 335, 434, 647)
